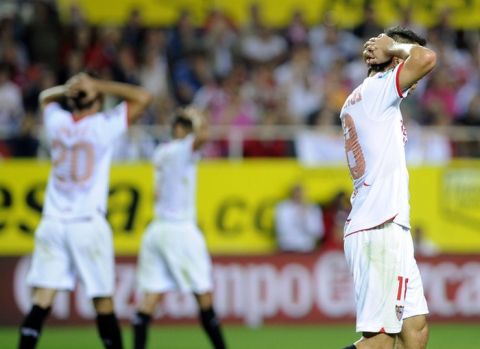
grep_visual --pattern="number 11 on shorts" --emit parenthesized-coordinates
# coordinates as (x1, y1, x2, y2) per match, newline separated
(397, 276, 409, 301)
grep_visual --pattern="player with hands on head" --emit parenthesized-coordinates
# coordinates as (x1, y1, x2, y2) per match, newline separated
(340, 27, 436, 349)
(132, 107, 227, 349)
(18, 72, 152, 349)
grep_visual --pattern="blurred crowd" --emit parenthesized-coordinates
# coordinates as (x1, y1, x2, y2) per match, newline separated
(0, 1, 479, 160)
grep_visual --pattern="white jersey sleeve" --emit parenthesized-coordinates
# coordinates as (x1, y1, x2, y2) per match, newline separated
(361, 62, 407, 121)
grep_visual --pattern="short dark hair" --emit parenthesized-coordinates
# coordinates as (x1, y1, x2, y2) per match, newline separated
(385, 26, 426, 46)
(368, 26, 427, 75)
(172, 115, 193, 132)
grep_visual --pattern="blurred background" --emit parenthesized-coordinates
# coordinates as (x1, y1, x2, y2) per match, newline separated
(0, 0, 479, 348)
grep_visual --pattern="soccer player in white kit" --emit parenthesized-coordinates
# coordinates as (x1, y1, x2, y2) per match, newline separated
(18, 72, 152, 349)
(132, 108, 227, 349)
(340, 27, 436, 349)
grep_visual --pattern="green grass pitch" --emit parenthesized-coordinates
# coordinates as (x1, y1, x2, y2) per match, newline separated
(1, 324, 479, 348)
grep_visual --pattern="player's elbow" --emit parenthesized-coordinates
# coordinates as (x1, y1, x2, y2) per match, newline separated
(421, 50, 436, 73)
(139, 90, 154, 108)
(38, 90, 50, 107)
(413, 48, 437, 75)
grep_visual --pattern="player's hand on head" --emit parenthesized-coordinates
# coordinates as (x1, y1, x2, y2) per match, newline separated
(66, 73, 98, 101)
(182, 107, 205, 129)
(363, 34, 394, 65)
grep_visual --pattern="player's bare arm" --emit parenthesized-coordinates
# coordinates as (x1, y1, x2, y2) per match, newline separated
(182, 107, 209, 151)
(38, 85, 68, 110)
(364, 34, 436, 90)
(67, 73, 153, 124)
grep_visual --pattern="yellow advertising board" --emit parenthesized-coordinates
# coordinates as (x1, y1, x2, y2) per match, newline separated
(56, 0, 480, 28)
(0, 160, 480, 255)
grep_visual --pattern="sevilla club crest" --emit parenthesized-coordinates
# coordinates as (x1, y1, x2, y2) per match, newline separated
(395, 305, 405, 321)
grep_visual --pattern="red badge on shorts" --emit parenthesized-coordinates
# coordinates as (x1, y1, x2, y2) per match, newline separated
(395, 305, 405, 321)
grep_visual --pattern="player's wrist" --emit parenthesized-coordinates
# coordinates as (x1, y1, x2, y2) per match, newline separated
(39, 85, 68, 104)
(51, 85, 68, 95)
(390, 42, 414, 60)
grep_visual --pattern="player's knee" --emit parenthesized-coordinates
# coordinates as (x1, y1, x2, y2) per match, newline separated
(32, 288, 56, 308)
(92, 297, 114, 314)
(401, 319, 429, 349)
(414, 321, 429, 349)
(138, 293, 163, 315)
(195, 292, 213, 310)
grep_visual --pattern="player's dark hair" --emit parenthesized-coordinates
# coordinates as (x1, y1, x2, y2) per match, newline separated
(68, 70, 104, 111)
(0, 61, 13, 77)
(172, 115, 194, 132)
(368, 26, 427, 75)
(385, 26, 427, 46)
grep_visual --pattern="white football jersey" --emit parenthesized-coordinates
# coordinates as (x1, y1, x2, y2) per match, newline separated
(340, 62, 410, 236)
(153, 134, 199, 222)
(42, 102, 128, 218)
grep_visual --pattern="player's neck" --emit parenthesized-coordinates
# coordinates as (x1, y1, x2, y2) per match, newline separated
(368, 59, 398, 77)
(72, 107, 97, 121)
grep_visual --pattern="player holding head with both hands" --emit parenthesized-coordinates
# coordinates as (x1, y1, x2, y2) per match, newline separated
(340, 26, 436, 349)
(18, 73, 152, 349)
(132, 107, 227, 349)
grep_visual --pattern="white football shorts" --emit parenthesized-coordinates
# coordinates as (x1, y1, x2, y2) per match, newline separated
(137, 219, 213, 294)
(344, 222, 429, 333)
(26, 215, 115, 298)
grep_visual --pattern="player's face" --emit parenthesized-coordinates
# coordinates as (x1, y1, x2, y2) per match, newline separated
(173, 124, 189, 139)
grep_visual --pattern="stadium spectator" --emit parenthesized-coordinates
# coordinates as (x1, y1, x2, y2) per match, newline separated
(275, 43, 324, 123)
(24, 1, 61, 69)
(167, 10, 203, 64)
(454, 94, 480, 157)
(84, 26, 121, 72)
(241, 25, 287, 65)
(295, 107, 344, 165)
(122, 8, 145, 52)
(0, 62, 23, 136)
(206, 66, 257, 127)
(352, 5, 383, 40)
(242, 3, 263, 36)
(172, 49, 212, 105)
(284, 9, 309, 45)
(0, 16, 29, 75)
(244, 63, 282, 116)
(23, 66, 57, 114)
(243, 108, 293, 157)
(309, 13, 360, 73)
(322, 60, 351, 114)
(412, 226, 440, 256)
(422, 67, 457, 122)
(139, 29, 170, 100)
(275, 184, 324, 253)
(6, 112, 38, 157)
(321, 191, 350, 250)
(203, 10, 238, 77)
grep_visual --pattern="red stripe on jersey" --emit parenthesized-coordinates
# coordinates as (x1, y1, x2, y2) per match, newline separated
(395, 62, 405, 98)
